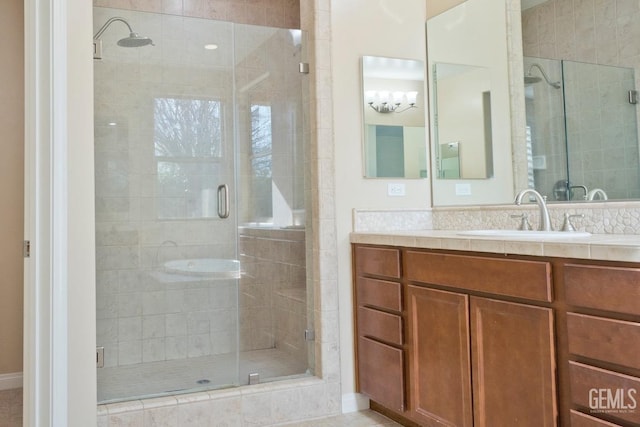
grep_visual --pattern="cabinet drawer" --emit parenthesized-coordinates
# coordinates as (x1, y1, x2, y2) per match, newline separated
(357, 336, 405, 412)
(357, 278, 402, 312)
(569, 362, 640, 425)
(405, 251, 552, 302)
(565, 263, 640, 316)
(567, 313, 640, 370)
(357, 306, 403, 346)
(355, 246, 401, 278)
(570, 410, 624, 427)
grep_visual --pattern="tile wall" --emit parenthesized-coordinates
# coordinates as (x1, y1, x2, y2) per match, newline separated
(93, 0, 300, 29)
(98, 0, 342, 423)
(521, 0, 640, 199)
(94, 5, 304, 373)
(94, 7, 239, 370)
(239, 227, 307, 367)
(353, 203, 640, 235)
(523, 56, 568, 201)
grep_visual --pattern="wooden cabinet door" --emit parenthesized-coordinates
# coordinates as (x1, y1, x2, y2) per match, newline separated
(407, 285, 473, 427)
(470, 297, 557, 427)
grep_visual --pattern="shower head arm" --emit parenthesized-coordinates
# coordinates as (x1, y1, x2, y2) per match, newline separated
(93, 17, 135, 40)
(526, 63, 561, 89)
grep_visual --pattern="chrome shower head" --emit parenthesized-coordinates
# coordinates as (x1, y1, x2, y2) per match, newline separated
(524, 75, 542, 85)
(117, 32, 154, 48)
(94, 17, 154, 49)
(525, 63, 561, 89)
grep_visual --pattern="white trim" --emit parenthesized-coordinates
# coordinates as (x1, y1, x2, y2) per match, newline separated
(51, 0, 69, 424)
(341, 392, 370, 413)
(24, 0, 70, 425)
(0, 373, 23, 391)
(24, 0, 53, 425)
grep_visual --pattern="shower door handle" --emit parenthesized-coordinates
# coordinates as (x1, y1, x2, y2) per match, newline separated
(217, 184, 230, 219)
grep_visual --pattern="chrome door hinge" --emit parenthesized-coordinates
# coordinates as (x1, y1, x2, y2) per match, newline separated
(96, 347, 104, 368)
(304, 329, 315, 341)
(299, 62, 309, 74)
(23, 240, 30, 258)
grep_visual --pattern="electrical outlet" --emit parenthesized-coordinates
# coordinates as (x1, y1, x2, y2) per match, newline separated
(388, 183, 406, 196)
(455, 183, 472, 196)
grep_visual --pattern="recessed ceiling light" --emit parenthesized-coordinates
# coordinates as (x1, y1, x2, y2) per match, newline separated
(107, 122, 117, 126)
(204, 44, 218, 50)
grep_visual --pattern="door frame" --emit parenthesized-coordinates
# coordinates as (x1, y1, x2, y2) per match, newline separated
(23, 0, 96, 425)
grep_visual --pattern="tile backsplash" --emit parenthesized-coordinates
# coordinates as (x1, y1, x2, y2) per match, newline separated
(353, 202, 640, 235)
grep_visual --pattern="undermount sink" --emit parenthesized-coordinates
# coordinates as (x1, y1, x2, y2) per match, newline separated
(163, 258, 241, 278)
(457, 230, 592, 239)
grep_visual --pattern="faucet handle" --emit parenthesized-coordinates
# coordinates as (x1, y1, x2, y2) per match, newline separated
(561, 213, 584, 232)
(510, 213, 532, 231)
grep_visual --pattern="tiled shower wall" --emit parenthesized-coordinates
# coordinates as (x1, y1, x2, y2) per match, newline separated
(238, 227, 307, 367)
(94, 5, 304, 371)
(93, 0, 300, 29)
(523, 57, 567, 201)
(563, 60, 639, 199)
(521, 0, 640, 199)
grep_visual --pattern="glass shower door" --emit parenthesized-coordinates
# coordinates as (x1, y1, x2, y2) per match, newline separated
(94, 7, 240, 402)
(95, 6, 311, 403)
(234, 24, 311, 385)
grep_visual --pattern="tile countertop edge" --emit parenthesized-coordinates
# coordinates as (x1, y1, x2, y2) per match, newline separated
(350, 230, 640, 262)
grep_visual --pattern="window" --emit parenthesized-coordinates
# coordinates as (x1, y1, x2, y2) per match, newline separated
(154, 97, 223, 219)
(250, 104, 273, 220)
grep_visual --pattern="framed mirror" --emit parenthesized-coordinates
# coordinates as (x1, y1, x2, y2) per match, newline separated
(361, 55, 428, 179)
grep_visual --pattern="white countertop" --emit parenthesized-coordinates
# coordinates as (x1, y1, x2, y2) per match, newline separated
(350, 230, 640, 262)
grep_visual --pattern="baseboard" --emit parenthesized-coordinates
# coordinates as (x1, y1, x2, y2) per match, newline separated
(342, 392, 370, 413)
(0, 372, 23, 390)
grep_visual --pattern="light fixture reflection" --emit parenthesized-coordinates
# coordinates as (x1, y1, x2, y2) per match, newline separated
(204, 43, 219, 50)
(366, 90, 419, 113)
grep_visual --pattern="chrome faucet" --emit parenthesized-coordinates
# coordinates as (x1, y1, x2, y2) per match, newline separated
(569, 184, 588, 200)
(514, 189, 553, 231)
(154, 240, 178, 267)
(586, 188, 608, 201)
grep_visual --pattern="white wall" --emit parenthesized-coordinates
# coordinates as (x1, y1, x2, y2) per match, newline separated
(331, 0, 430, 405)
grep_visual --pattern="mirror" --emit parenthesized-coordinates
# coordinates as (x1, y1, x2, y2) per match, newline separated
(428, 0, 640, 205)
(521, 2, 640, 202)
(433, 62, 494, 179)
(427, 0, 516, 206)
(361, 55, 428, 178)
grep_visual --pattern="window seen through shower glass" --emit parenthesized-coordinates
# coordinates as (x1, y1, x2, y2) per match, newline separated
(153, 97, 223, 219)
(250, 104, 273, 221)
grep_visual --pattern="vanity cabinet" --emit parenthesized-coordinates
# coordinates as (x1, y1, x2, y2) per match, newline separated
(353, 246, 406, 413)
(353, 245, 558, 426)
(562, 262, 640, 426)
(405, 251, 556, 427)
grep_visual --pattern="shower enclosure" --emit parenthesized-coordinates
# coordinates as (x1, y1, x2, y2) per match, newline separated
(94, 7, 311, 403)
(525, 56, 640, 201)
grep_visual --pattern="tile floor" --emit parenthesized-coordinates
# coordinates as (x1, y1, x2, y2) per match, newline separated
(280, 410, 402, 426)
(2, 387, 401, 427)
